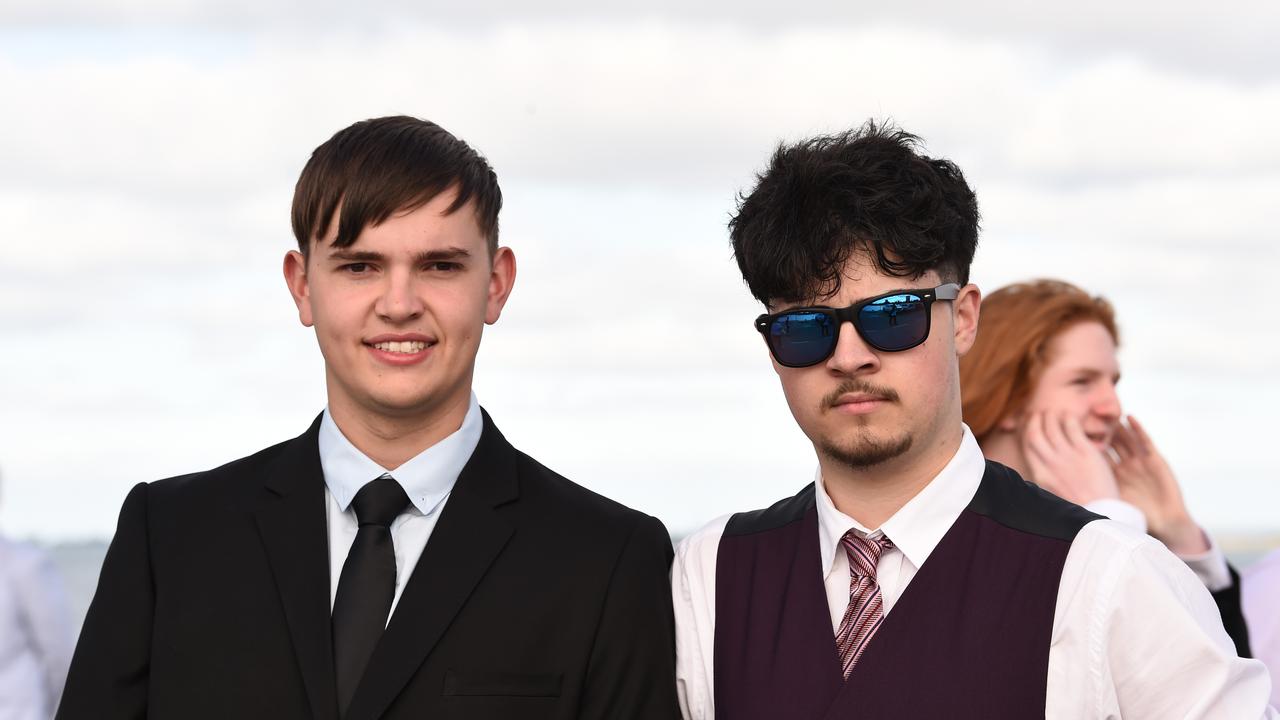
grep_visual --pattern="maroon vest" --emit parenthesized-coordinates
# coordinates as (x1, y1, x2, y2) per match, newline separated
(713, 461, 1099, 719)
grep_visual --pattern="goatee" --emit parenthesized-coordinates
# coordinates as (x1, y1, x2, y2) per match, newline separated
(818, 429, 913, 469)
(818, 378, 911, 467)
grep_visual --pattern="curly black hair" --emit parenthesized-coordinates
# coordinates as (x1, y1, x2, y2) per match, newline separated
(729, 120, 979, 306)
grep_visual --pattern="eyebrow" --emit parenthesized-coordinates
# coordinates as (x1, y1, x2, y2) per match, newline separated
(327, 247, 472, 264)
(1069, 368, 1122, 381)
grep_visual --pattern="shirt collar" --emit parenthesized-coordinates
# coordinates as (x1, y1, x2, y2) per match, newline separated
(317, 393, 483, 516)
(815, 424, 986, 579)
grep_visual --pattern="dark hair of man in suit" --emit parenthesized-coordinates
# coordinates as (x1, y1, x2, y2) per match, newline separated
(280, 115, 518, 470)
(729, 119, 980, 307)
(290, 115, 503, 261)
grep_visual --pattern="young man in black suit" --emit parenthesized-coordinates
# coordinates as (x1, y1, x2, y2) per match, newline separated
(58, 116, 680, 720)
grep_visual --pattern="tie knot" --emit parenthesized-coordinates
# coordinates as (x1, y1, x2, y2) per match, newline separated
(840, 530, 893, 579)
(351, 475, 410, 528)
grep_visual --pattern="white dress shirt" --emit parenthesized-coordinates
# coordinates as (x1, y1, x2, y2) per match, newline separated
(1084, 498, 1234, 592)
(672, 425, 1277, 719)
(319, 393, 482, 620)
(0, 536, 74, 720)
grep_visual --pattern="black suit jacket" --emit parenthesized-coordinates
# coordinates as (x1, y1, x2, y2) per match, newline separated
(57, 411, 681, 720)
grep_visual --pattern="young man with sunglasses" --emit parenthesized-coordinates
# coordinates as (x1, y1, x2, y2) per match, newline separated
(57, 116, 680, 720)
(671, 122, 1275, 718)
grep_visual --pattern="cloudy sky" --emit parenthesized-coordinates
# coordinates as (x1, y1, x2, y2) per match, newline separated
(2, 1, 1278, 542)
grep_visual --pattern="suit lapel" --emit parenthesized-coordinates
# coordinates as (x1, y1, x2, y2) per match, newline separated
(253, 414, 340, 720)
(343, 409, 519, 720)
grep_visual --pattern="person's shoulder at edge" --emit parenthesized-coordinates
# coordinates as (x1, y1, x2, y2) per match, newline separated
(1057, 514, 1210, 619)
(502, 445, 679, 569)
(673, 485, 817, 583)
(1059, 515, 1275, 712)
(1062, 514, 1167, 581)
(115, 427, 307, 522)
(673, 514, 733, 584)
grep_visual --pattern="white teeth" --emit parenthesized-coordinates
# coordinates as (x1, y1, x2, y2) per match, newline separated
(373, 341, 428, 353)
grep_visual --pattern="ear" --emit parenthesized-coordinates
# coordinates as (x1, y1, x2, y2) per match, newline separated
(997, 412, 1019, 432)
(952, 283, 982, 356)
(283, 250, 314, 327)
(484, 246, 517, 325)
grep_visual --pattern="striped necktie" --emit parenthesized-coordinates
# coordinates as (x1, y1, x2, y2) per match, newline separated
(834, 530, 894, 679)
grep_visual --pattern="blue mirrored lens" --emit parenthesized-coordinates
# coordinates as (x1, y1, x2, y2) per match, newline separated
(769, 311, 835, 366)
(859, 294, 927, 350)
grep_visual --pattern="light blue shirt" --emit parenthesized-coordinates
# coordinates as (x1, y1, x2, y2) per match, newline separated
(318, 393, 483, 617)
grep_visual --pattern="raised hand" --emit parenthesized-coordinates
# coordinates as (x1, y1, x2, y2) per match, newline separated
(1110, 415, 1209, 556)
(1021, 411, 1120, 506)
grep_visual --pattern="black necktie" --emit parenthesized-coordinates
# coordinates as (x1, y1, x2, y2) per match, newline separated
(332, 475, 410, 716)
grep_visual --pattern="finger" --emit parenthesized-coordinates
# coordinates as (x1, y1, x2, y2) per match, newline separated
(1042, 411, 1070, 454)
(1023, 417, 1063, 489)
(1110, 421, 1136, 460)
(1024, 409, 1064, 458)
(1062, 415, 1093, 453)
(1023, 444, 1050, 482)
(1103, 442, 1122, 466)
(1023, 446, 1061, 495)
(1108, 449, 1137, 485)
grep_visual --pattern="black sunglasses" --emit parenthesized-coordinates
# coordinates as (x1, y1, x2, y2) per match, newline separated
(755, 283, 961, 367)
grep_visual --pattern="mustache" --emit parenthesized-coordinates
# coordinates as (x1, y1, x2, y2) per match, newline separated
(821, 379, 900, 409)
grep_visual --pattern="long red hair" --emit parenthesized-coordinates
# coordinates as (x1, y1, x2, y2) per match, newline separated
(960, 279, 1119, 441)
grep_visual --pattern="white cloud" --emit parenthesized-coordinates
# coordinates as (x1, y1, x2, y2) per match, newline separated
(1, 19, 1278, 541)
(4, 0, 1278, 80)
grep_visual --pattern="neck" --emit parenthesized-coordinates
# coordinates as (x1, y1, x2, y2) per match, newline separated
(327, 389, 472, 470)
(818, 424, 965, 529)
(976, 429, 1028, 479)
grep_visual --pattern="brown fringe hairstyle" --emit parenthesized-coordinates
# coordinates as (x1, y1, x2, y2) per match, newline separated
(960, 279, 1119, 442)
(291, 116, 502, 260)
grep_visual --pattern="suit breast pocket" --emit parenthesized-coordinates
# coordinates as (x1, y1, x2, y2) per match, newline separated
(442, 669, 562, 698)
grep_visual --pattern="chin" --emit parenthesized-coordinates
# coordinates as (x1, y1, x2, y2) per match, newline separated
(818, 430, 913, 469)
(360, 390, 444, 417)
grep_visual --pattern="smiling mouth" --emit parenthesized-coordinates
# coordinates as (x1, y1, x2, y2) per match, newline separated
(370, 340, 431, 354)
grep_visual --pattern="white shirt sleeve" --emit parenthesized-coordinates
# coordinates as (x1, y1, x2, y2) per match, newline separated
(1084, 497, 1148, 534)
(1174, 532, 1234, 593)
(672, 516, 729, 720)
(1061, 522, 1275, 719)
(1082, 499, 1233, 593)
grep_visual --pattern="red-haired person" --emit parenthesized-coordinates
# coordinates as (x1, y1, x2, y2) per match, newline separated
(959, 279, 1250, 655)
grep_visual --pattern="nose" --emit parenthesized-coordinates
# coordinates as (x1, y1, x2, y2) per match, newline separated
(1092, 382, 1122, 422)
(374, 266, 425, 323)
(825, 321, 880, 376)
